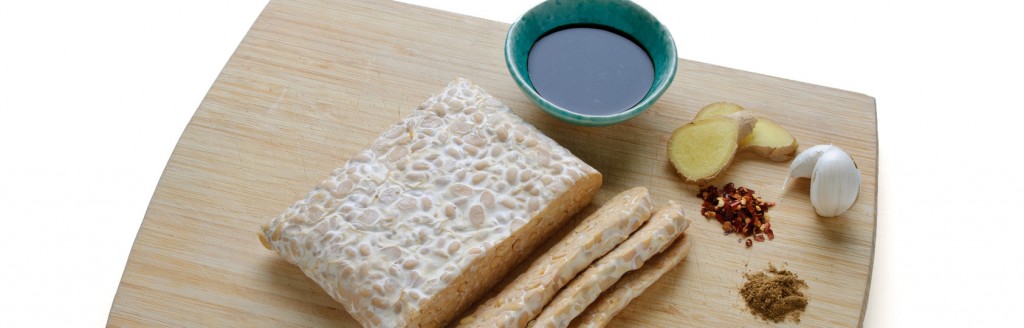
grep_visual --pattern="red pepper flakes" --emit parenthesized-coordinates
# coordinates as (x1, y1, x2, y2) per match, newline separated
(698, 183, 777, 247)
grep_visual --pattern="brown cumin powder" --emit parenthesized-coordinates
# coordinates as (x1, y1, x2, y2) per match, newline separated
(740, 264, 809, 323)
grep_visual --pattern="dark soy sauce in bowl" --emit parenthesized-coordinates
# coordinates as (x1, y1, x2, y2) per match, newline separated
(527, 26, 654, 116)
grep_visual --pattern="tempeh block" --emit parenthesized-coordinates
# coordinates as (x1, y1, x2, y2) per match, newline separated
(259, 78, 602, 328)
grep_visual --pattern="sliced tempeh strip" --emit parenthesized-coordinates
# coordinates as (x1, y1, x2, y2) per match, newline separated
(567, 234, 693, 328)
(458, 187, 655, 328)
(530, 202, 690, 328)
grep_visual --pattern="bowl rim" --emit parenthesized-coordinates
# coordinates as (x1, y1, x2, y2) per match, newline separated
(504, 0, 677, 127)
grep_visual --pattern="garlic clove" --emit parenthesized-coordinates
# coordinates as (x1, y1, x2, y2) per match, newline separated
(784, 144, 834, 186)
(810, 147, 861, 217)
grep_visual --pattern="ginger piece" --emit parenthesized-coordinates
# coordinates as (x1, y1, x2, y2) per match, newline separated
(693, 102, 798, 161)
(667, 111, 756, 184)
(693, 102, 744, 121)
(741, 118, 799, 161)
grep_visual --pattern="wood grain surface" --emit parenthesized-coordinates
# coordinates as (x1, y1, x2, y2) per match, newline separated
(107, 0, 877, 326)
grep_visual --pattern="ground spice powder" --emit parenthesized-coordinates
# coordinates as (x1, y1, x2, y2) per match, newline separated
(740, 264, 809, 323)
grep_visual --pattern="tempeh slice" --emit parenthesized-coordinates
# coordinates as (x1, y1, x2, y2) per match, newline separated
(567, 235, 693, 328)
(458, 187, 655, 328)
(529, 203, 690, 328)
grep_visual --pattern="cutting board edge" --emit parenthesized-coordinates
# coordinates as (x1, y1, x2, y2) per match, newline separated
(860, 120, 881, 327)
(103, 1, 281, 323)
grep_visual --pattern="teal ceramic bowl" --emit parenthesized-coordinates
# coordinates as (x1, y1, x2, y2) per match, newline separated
(505, 0, 677, 126)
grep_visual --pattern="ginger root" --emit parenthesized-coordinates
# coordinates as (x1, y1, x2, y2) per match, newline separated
(668, 111, 756, 184)
(742, 119, 799, 161)
(694, 102, 798, 161)
(693, 102, 745, 121)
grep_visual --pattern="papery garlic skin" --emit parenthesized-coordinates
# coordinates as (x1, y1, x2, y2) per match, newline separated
(810, 147, 861, 217)
(786, 145, 861, 217)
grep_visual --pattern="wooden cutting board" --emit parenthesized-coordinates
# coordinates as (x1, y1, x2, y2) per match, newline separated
(107, 0, 877, 326)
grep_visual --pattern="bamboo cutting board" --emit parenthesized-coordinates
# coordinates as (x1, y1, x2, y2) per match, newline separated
(107, 0, 877, 327)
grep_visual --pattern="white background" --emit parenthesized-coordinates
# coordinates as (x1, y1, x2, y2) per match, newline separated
(1, 0, 1021, 326)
